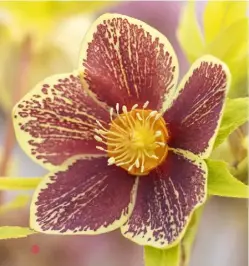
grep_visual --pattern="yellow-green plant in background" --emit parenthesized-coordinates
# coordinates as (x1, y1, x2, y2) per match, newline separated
(0, 1, 111, 41)
(177, 1, 248, 173)
(0, 1, 112, 114)
(177, 1, 248, 98)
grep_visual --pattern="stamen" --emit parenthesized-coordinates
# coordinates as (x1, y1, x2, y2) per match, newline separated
(156, 142, 165, 147)
(151, 113, 162, 128)
(128, 163, 135, 172)
(122, 105, 128, 113)
(94, 135, 103, 142)
(135, 158, 140, 168)
(132, 104, 138, 110)
(110, 108, 114, 121)
(136, 113, 143, 121)
(141, 153, 145, 173)
(107, 157, 116, 165)
(146, 110, 157, 121)
(117, 154, 136, 166)
(116, 103, 120, 114)
(96, 146, 106, 151)
(154, 113, 162, 120)
(96, 120, 107, 130)
(111, 121, 128, 135)
(95, 105, 169, 176)
(94, 135, 120, 147)
(143, 101, 149, 109)
(155, 130, 162, 137)
(97, 129, 123, 139)
(122, 105, 135, 130)
(143, 150, 159, 159)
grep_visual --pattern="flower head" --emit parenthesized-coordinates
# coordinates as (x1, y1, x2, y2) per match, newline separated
(13, 14, 230, 248)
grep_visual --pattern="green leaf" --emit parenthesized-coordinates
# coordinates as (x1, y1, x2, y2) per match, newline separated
(144, 244, 180, 266)
(0, 226, 36, 240)
(203, 1, 247, 44)
(0, 194, 30, 214)
(0, 1, 113, 35)
(180, 207, 204, 266)
(214, 98, 249, 148)
(0, 177, 42, 190)
(206, 159, 248, 198)
(177, 1, 204, 62)
(204, 18, 248, 71)
(143, 207, 205, 266)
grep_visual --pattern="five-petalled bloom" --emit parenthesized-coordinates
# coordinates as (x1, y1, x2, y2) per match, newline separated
(13, 14, 230, 248)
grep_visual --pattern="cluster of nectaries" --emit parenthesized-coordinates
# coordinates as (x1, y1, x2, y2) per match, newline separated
(94, 102, 169, 176)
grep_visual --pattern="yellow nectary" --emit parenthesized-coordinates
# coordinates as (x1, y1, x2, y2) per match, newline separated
(95, 103, 169, 176)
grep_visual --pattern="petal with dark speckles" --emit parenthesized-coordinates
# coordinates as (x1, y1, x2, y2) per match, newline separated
(164, 55, 231, 158)
(121, 149, 207, 248)
(79, 13, 179, 111)
(30, 156, 138, 235)
(13, 72, 109, 170)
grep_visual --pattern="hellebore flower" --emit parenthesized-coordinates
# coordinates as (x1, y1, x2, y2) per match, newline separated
(13, 14, 230, 248)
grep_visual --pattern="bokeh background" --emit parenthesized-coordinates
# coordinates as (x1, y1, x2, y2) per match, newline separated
(0, 1, 248, 266)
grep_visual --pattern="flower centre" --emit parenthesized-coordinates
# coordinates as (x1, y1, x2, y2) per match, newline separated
(95, 102, 169, 176)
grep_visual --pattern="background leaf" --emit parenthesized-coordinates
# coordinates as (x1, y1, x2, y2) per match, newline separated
(0, 226, 36, 240)
(0, 177, 42, 190)
(176, 1, 204, 62)
(0, 1, 113, 36)
(206, 159, 248, 198)
(214, 98, 249, 148)
(203, 1, 247, 44)
(144, 244, 180, 266)
(0, 194, 30, 214)
(180, 207, 204, 266)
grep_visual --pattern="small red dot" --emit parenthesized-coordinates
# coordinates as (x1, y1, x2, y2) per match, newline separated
(31, 244, 40, 254)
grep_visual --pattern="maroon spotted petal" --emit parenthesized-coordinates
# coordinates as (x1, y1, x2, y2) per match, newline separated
(164, 56, 230, 158)
(30, 156, 138, 234)
(121, 149, 207, 248)
(79, 14, 179, 110)
(13, 73, 110, 170)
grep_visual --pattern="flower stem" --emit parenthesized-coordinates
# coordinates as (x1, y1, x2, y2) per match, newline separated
(0, 177, 42, 190)
(0, 35, 33, 200)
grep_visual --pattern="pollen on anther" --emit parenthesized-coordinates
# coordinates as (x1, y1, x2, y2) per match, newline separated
(108, 157, 115, 165)
(116, 103, 120, 114)
(143, 101, 149, 109)
(132, 104, 138, 110)
(110, 108, 114, 120)
(122, 105, 128, 113)
(155, 131, 162, 137)
(136, 113, 143, 121)
(94, 135, 103, 142)
(146, 110, 157, 120)
(96, 146, 105, 151)
(154, 113, 162, 121)
(156, 142, 165, 147)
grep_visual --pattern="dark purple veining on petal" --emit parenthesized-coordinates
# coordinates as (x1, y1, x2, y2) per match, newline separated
(122, 150, 206, 246)
(105, 1, 189, 75)
(82, 16, 176, 110)
(164, 61, 228, 156)
(14, 74, 109, 167)
(34, 157, 137, 233)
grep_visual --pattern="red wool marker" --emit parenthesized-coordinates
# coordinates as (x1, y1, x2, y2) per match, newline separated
(31, 244, 40, 254)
